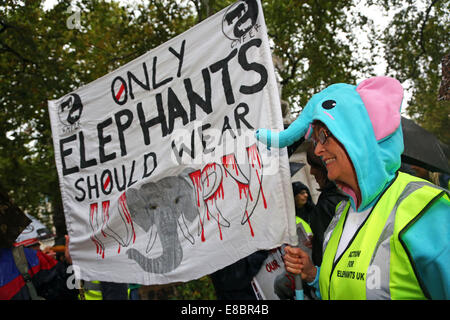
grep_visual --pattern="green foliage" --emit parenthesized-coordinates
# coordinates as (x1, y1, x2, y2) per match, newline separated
(374, 0, 449, 144)
(262, 0, 376, 110)
(170, 276, 217, 300)
(138, 276, 216, 300)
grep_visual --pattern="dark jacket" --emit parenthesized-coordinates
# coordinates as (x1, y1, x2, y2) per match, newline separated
(0, 247, 78, 300)
(210, 250, 268, 300)
(292, 181, 315, 224)
(309, 183, 347, 266)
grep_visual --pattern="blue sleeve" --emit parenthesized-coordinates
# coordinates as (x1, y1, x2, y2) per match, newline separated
(401, 194, 450, 300)
(307, 266, 322, 300)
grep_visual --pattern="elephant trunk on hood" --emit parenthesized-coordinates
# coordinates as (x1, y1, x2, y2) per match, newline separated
(256, 110, 312, 148)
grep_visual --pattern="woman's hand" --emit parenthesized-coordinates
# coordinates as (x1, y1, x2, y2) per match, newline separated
(284, 245, 317, 283)
(64, 235, 72, 265)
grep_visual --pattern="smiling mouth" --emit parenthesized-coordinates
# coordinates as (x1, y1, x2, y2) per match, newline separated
(324, 158, 336, 165)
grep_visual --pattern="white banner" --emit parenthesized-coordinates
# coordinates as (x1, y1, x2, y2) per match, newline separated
(251, 248, 286, 300)
(48, 0, 297, 285)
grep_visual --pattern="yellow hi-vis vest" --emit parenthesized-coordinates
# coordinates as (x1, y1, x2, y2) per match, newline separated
(80, 281, 131, 300)
(296, 216, 313, 235)
(319, 172, 448, 300)
(81, 281, 102, 300)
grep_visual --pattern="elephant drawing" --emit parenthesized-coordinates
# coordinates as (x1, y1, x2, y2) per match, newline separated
(125, 171, 197, 274)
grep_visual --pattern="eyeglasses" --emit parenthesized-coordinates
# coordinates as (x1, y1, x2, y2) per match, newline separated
(312, 128, 333, 147)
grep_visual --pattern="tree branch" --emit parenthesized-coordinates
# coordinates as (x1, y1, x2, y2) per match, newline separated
(419, 0, 441, 55)
(281, 54, 300, 86)
(0, 40, 35, 64)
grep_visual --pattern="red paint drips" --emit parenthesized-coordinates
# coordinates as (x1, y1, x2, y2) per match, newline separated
(101, 201, 109, 238)
(247, 144, 262, 169)
(189, 170, 202, 207)
(222, 154, 239, 176)
(255, 171, 267, 209)
(245, 210, 254, 237)
(119, 192, 136, 243)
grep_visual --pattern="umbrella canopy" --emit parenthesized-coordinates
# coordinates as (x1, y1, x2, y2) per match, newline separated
(401, 117, 450, 174)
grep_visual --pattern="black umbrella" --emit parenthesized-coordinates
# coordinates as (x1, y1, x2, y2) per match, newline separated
(401, 117, 450, 174)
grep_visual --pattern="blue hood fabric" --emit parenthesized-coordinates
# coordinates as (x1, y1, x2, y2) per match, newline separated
(256, 77, 404, 211)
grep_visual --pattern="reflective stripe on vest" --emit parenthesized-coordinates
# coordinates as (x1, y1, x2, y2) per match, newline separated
(319, 172, 447, 300)
(80, 281, 132, 300)
(81, 281, 103, 300)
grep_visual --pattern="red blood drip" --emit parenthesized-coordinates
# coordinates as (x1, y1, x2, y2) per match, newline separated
(247, 144, 261, 169)
(205, 178, 224, 203)
(256, 171, 267, 209)
(199, 215, 205, 242)
(202, 163, 219, 188)
(189, 170, 202, 207)
(119, 193, 136, 243)
(101, 201, 110, 238)
(89, 203, 105, 258)
(102, 201, 110, 219)
(199, 167, 226, 242)
(91, 236, 99, 254)
(222, 154, 239, 176)
(90, 203, 98, 222)
(236, 182, 253, 201)
(246, 210, 255, 237)
(218, 214, 223, 240)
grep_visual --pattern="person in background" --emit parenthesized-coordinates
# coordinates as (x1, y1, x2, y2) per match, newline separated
(292, 181, 314, 233)
(0, 234, 78, 300)
(0, 184, 78, 300)
(80, 280, 129, 300)
(128, 283, 141, 300)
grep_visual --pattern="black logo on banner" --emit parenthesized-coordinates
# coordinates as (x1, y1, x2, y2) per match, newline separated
(58, 93, 83, 134)
(222, 0, 258, 40)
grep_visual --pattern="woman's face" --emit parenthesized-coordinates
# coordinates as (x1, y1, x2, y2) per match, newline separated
(312, 125, 358, 191)
(295, 190, 309, 208)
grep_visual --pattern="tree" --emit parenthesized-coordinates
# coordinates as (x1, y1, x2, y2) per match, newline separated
(372, 0, 449, 145)
(0, 0, 197, 237)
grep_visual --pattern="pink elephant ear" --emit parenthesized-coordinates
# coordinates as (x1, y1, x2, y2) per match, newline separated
(356, 76, 403, 141)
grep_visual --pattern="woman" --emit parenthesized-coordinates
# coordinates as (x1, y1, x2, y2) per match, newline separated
(256, 76, 449, 299)
(292, 181, 314, 225)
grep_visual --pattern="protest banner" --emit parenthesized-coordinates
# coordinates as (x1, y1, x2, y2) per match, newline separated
(251, 248, 286, 300)
(48, 0, 297, 285)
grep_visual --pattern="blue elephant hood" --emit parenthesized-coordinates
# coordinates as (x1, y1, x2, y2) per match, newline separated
(256, 77, 405, 211)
